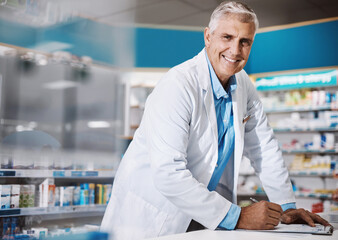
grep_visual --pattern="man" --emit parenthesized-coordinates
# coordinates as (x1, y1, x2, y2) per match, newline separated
(101, 1, 330, 239)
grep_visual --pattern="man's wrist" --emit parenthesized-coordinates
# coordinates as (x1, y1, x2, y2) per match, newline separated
(281, 202, 296, 212)
(218, 204, 241, 230)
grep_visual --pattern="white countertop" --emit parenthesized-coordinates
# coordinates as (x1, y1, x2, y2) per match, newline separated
(149, 223, 338, 240)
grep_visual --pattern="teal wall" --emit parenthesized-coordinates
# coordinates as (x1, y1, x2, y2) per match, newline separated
(0, 18, 337, 73)
(246, 20, 338, 74)
(135, 27, 203, 68)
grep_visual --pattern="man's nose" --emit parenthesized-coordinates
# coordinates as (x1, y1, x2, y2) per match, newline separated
(229, 41, 241, 55)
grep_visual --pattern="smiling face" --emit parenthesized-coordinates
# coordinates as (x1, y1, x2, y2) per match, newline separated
(204, 15, 256, 85)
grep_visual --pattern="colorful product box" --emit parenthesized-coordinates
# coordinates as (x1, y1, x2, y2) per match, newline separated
(19, 185, 35, 208)
(10, 185, 20, 208)
(1, 185, 11, 209)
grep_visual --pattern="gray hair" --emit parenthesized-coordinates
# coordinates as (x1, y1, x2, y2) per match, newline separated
(208, 1, 259, 33)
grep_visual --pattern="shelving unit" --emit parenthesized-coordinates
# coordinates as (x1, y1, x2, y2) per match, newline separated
(281, 149, 338, 154)
(0, 46, 122, 237)
(0, 205, 107, 220)
(0, 169, 116, 178)
(273, 126, 338, 133)
(238, 69, 338, 211)
(265, 105, 333, 113)
(122, 70, 166, 140)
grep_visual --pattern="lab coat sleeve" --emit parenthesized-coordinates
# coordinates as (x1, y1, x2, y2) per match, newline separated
(143, 69, 229, 230)
(243, 79, 295, 205)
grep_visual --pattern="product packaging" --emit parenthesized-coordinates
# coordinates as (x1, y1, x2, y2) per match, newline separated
(55, 187, 60, 206)
(73, 186, 81, 205)
(89, 184, 95, 205)
(38, 179, 48, 207)
(95, 184, 103, 204)
(63, 186, 74, 206)
(103, 184, 112, 204)
(19, 185, 35, 208)
(10, 185, 20, 208)
(31, 227, 48, 239)
(48, 184, 56, 207)
(80, 183, 89, 205)
(1, 185, 11, 209)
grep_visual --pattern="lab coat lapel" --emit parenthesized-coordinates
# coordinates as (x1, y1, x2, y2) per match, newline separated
(231, 81, 244, 203)
(196, 50, 218, 150)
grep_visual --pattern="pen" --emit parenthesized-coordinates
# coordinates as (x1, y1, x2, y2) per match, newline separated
(250, 197, 284, 222)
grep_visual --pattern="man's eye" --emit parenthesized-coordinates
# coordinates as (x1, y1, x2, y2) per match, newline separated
(241, 40, 251, 46)
(223, 35, 231, 40)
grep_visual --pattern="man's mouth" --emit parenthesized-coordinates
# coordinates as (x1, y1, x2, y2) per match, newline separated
(222, 55, 239, 63)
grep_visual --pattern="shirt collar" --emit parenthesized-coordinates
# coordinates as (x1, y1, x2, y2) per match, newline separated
(205, 50, 237, 100)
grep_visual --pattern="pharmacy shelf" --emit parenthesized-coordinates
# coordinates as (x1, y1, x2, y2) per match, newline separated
(0, 169, 116, 178)
(281, 149, 338, 154)
(0, 205, 107, 220)
(239, 171, 333, 178)
(265, 105, 332, 113)
(289, 170, 333, 177)
(238, 191, 333, 200)
(273, 126, 338, 133)
(295, 191, 333, 200)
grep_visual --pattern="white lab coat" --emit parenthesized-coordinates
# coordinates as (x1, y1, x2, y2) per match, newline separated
(101, 49, 295, 240)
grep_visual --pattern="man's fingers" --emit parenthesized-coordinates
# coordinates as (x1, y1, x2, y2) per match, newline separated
(266, 216, 280, 227)
(280, 214, 292, 224)
(299, 209, 315, 227)
(269, 210, 282, 220)
(267, 202, 283, 214)
(307, 211, 331, 226)
(265, 223, 276, 230)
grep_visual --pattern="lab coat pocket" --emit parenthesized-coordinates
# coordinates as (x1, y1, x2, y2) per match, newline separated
(117, 191, 168, 239)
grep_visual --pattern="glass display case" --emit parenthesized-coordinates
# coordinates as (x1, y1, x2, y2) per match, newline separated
(0, 45, 125, 239)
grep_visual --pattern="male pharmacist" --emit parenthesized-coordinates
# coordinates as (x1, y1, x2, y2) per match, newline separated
(101, 1, 330, 239)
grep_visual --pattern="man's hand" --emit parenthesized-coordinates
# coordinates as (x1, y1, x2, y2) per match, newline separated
(280, 208, 331, 227)
(236, 201, 283, 230)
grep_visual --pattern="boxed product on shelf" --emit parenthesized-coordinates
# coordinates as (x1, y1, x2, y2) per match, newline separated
(38, 178, 55, 208)
(290, 154, 332, 173)
(103, 184, 112, 204)
(73, 186, 81, 205)
(1, 185, 11, 209)
(31, 227, 48, 239)
(48, 184, 56, 207)
(89, 184, 95, 205)
(10, 185, 20, 208)
(63, 186, 74, 206)
(55, 187, 61, 207)
(95, 184, 103, 204)
(19, 185, 35, 208)
(80, 183, 89, 205)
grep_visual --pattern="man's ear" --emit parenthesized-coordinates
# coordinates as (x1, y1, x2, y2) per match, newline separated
(204, 27, 210, 47)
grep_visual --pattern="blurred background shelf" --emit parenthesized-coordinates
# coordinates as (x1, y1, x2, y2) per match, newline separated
(0, 205, 107, 220)
(0, 169, 116, 178)
(281, 149, 338, 154)
(294, 191, 333, 200)
(265, 105, 333, 113)
(273, 126, 338, 133)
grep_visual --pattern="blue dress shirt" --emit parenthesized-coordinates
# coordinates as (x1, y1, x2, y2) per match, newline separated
(205, 51, 296, 230)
